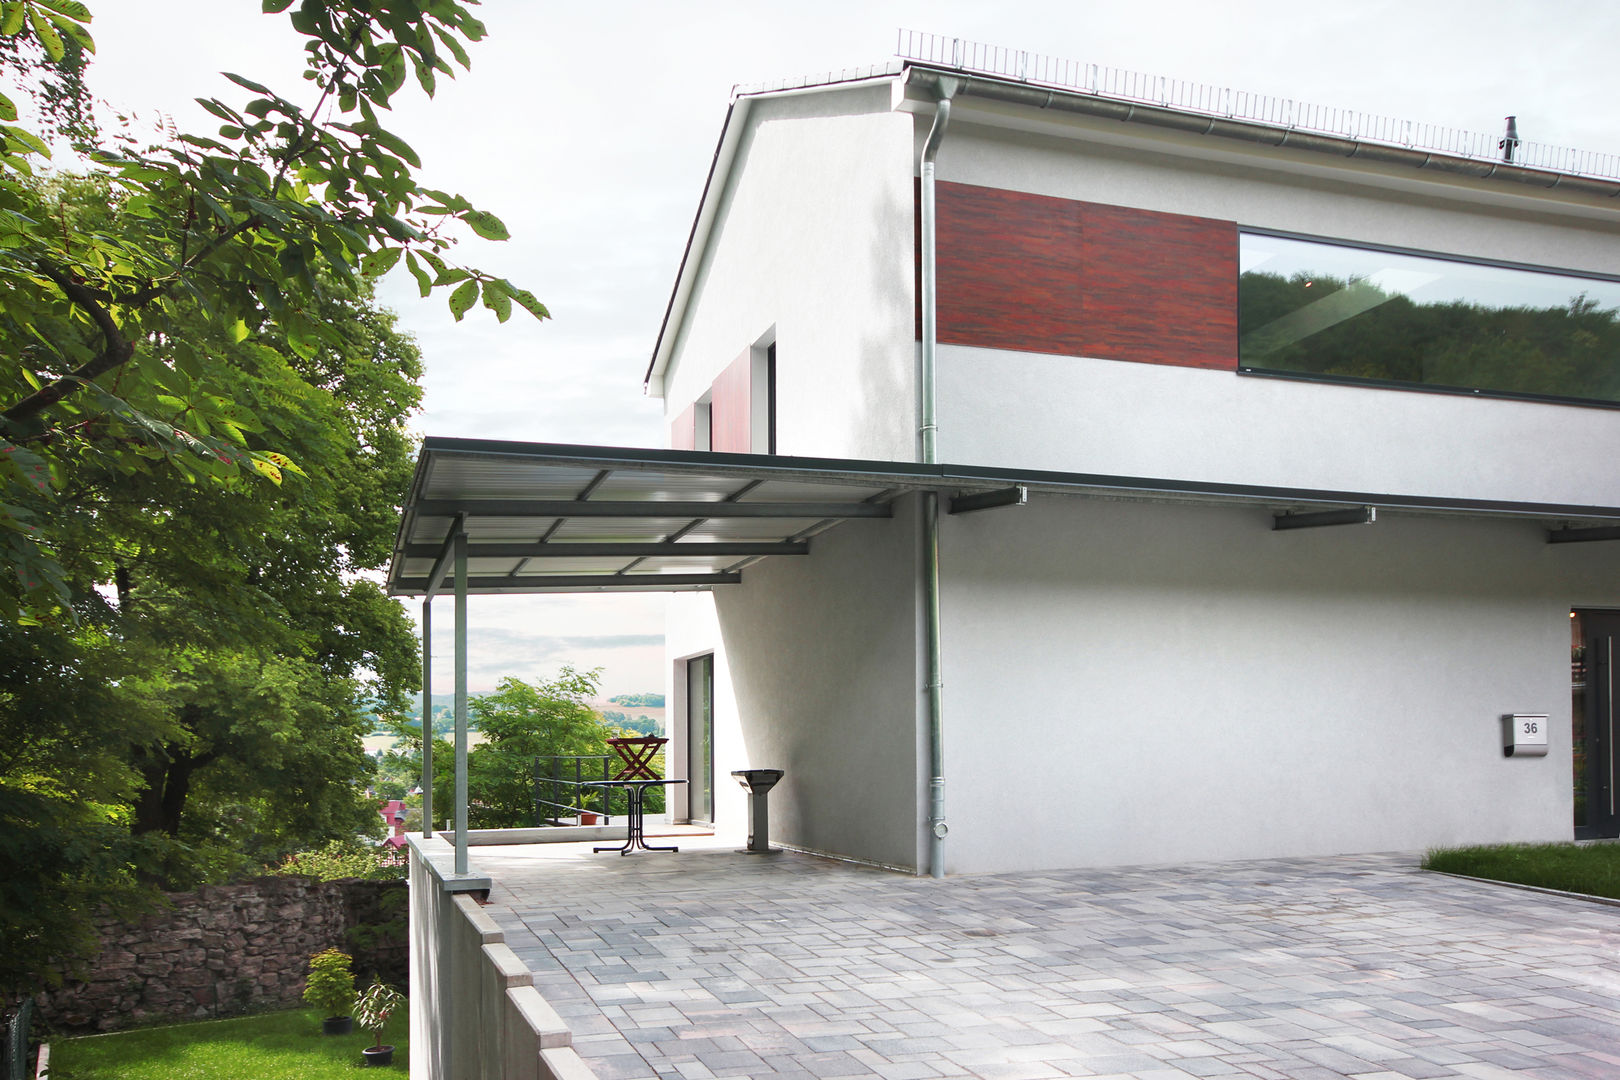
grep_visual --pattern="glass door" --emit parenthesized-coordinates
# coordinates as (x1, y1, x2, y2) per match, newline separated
(1574, 611, 1620, 839)
(687, 654, 713, 824)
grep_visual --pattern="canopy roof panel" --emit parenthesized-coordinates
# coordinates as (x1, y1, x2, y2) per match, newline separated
(388, 439, 1620, 597)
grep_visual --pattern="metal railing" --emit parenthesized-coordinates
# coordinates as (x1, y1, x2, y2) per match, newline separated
(532, 752, 670, 826)
(895, 29, 1620, 182)
(534, 754, 615, 825)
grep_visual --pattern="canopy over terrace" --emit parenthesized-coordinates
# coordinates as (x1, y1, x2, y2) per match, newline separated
(387, 437, 1620, 882)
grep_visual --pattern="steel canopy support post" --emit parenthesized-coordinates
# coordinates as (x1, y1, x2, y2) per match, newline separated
(454, 528, 469, 877)
(421, 599, 433, 839)
(923, 490, 947, 879)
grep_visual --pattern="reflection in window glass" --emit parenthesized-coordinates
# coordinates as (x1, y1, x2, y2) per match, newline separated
(1238, 233, 1620, 404)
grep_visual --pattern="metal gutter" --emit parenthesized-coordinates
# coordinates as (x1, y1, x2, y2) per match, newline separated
(904, 64, 1620, 200)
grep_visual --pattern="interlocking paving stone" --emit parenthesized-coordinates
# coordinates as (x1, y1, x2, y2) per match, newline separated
(473, 843, 1620, 1079)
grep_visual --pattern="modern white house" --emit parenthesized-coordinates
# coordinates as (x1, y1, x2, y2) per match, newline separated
(633, 37, 1620, 877)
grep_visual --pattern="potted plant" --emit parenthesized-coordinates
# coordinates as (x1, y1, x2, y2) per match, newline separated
(302, 947, 357, 1035)
(354, 979, 407, 1066)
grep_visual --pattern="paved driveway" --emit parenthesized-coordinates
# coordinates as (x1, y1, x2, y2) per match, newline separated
(476, 841, 1620, 1080)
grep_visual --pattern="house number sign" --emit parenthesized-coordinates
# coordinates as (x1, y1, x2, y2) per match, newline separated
(1502, 713, 1549, 757)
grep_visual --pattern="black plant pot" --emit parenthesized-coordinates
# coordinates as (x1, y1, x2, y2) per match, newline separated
(363, 1044, 395, 1067)
(322, 1016, 353, 1035)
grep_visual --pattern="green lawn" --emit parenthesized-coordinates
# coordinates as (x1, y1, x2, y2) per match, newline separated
(50, 1008, 407, 1079)
(1422, 842, 1620, 900)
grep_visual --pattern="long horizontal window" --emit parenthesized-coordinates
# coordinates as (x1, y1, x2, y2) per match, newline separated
(1238, 232, 1620, 405)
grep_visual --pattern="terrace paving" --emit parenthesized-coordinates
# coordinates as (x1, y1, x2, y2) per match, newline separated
(475, 838, 1620, 1080)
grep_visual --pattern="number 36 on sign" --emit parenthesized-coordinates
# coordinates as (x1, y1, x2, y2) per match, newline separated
(1502, 713, 1549, 757)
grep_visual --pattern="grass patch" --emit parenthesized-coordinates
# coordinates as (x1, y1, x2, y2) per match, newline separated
(1422, 842, 1620, 900)
(49, 1007, 407, 1079)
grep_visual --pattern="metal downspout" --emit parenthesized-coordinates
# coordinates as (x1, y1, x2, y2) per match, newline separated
(920, 83, 955, 879)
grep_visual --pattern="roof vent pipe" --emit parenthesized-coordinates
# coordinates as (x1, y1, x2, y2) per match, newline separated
(919, 79, 956, 880)
(1500, 116, 1519, 163)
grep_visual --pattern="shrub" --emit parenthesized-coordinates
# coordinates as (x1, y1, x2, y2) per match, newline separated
(302, 948, 356, 1019)
(354, 980, 407, 1050)
(277, 839, 403, 882)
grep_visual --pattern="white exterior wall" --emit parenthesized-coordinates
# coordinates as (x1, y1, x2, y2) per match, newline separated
(661, 85, 918, 460)
(938, 495, 1618, 874)
(654, 83, 1620, 875)
(666, 502, 924, 870)
(937, 344, 1620, 505)
(933, 116, 1620, 502)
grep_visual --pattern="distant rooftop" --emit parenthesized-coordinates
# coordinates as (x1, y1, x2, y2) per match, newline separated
(740, 30, 1620, 184)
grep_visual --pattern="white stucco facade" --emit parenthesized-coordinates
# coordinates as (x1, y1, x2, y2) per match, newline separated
(652, 69, 1620, 874)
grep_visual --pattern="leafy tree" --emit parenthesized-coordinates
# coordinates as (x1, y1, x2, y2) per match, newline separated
(0, 0, 542, 998)
(0, 0, 546, 623)
(383, 670, 616, 829)
(468, 668, 614, 828)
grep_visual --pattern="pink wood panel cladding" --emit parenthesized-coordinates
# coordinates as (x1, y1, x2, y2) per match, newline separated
(931, 181, 1238, 370)
(709, 349, 753, 454)
(670, 404, 696, 450)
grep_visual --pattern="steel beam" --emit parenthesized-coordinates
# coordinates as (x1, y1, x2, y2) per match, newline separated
(422, 513, 466, 601)
(402, 541, 809, 559)
(392, 572, 743, 594)
(1548, 525, 1620, 544)
(415, 499, 892, 519)
(1273, 506, 1376, 530)
(949, 485, 1028, 515)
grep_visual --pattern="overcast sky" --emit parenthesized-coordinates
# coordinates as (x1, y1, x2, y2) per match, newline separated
(77, 1, 1620, 696)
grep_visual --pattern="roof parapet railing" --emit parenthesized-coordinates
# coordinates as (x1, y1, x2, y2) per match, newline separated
(895, 28, 1620, 182)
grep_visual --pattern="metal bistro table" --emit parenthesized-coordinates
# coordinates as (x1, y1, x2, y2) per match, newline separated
(584, 778, 687, 855)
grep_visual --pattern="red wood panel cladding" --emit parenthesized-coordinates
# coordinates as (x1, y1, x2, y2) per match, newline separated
(708, 349, 753, 454)
(670, 404, 696, 450)
(931, 181, 1238, 370)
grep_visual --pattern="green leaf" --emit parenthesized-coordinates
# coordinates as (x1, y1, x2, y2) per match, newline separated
(262, 0, 294, 11)
(481, 279, 511, 323)
(361, 246, 402, 279)
(0, 92, 15, 123)
(231, 319, 250, 343)
(46, 12, 92, 52)
(412, 55, 436, 97)
(403, 251, 431, 298)
(447, 279, 478, 322)
(29, 9, 63, 61)
(506, 286, 550, 321)
(463, 210, 508, 242)
(34, 0, 91, 20)
(0, 4, 23, 37)
(360, 123, 421, 169)
(222, 72, 274, 96)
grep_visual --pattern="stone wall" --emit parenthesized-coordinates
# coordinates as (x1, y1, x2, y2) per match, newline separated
(36, 876, 406, 1034)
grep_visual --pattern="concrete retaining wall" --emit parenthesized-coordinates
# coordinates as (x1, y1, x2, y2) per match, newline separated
(408, 835, 595, 1080)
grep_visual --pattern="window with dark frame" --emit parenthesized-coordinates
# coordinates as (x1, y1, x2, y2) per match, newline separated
(1238, 231, 1620, 406)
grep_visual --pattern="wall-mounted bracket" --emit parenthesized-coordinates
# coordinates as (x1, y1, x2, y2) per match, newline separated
(1547, 525, 1620, 544)
(949, 485, 1028, 515)
(1273, 506, 1376, 531)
